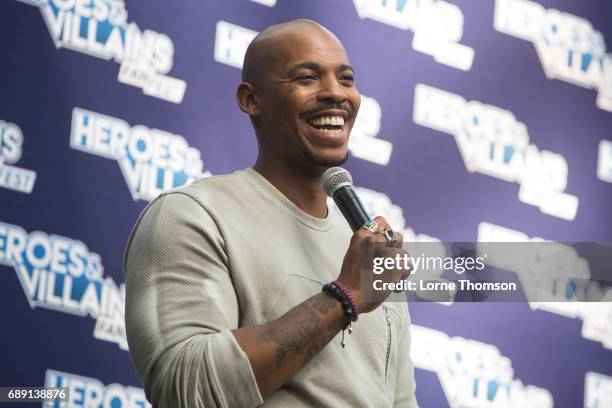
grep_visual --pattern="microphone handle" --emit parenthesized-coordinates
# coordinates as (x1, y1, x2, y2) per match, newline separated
(333, 185, 372, 232)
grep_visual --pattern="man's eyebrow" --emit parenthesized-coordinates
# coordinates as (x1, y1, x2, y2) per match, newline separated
(337, 64, 354, 74)
(286, 62, 322, 75)
(286, 62, 355, 75)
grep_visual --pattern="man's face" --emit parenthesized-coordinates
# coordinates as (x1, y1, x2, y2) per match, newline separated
(257, 27, 361, 169)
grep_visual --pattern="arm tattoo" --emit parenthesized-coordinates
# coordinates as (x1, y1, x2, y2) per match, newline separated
(261, 294, 345, 367)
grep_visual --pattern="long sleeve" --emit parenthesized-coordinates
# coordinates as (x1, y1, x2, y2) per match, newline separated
(394, 304, 419, 408)
(123, 192, 263, 408)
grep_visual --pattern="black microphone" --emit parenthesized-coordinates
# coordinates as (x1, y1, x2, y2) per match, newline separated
(321, 167, 371, 232)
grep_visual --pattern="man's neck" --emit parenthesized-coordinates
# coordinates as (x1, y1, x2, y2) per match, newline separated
(253, 160, 328, 219)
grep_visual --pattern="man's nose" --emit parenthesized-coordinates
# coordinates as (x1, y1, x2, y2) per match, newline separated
(317, 75, 347, 103)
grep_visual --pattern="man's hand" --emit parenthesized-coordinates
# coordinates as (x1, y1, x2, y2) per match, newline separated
(336, 216, 409, 313)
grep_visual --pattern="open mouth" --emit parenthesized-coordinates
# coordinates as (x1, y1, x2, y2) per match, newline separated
(306, 115, 345, 134)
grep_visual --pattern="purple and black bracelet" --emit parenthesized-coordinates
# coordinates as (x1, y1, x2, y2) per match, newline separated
(331, 280, 359, 320)
(322, 280, 359, 347)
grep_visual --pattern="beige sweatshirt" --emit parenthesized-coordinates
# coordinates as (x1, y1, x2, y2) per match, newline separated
(123, 168, 418, 408)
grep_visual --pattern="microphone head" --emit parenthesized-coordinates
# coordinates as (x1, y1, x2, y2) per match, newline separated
(321, 167, 353, 197)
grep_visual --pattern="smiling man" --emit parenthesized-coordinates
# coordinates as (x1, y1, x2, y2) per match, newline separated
(124, 19, 417, 407)
(239, 20, 359, 180)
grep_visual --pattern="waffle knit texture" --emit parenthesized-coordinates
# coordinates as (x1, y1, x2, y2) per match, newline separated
(123, 168, 418, 407)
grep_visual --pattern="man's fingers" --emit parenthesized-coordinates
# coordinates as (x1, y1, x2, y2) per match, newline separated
(386, 231, 403, 248)
(370, 216, 404, 249)
(372, 216, 390, 233)
(353, 216, 388, 242)
(367, 233, 390, 247)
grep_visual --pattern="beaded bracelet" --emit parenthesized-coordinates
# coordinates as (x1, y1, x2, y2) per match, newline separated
(332, 280, 359, 321)
(322, 283, 353, 319)
(322, 281, 358, 347)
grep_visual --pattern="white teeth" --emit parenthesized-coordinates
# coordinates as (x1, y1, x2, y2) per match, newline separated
(308, 116, 345, 126)
(320, 128, 343, 136)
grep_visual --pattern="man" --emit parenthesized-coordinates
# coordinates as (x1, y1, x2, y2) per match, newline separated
(124, 19, 417, 407)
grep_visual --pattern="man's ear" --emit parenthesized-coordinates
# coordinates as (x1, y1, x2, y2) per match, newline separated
(236, 82, 262, 117)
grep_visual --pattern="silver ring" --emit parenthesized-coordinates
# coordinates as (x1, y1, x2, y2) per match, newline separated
(384, 229, 398, 243)
(361, 220, 379, 233)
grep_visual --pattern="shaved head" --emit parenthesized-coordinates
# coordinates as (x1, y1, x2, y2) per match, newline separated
(236, 18, 360, 175)
(242, 19, 342, 86)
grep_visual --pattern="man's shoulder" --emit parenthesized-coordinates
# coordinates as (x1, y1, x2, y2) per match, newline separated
(128, 169, 257, 232)
(125, 171, 253, 262)
(160, 168, 255, 207)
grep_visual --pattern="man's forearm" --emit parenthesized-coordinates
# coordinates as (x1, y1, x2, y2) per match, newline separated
(232, 292, 348, 399)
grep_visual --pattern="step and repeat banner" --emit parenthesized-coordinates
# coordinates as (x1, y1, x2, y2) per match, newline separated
(1, 0, 612, 407)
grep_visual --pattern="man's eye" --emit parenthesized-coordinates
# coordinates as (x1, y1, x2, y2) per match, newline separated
(341, 75, 354, 83)
(296, 75, 316, 81)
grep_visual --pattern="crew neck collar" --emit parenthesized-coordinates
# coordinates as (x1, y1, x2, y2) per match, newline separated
(244, 167, 335, 231)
